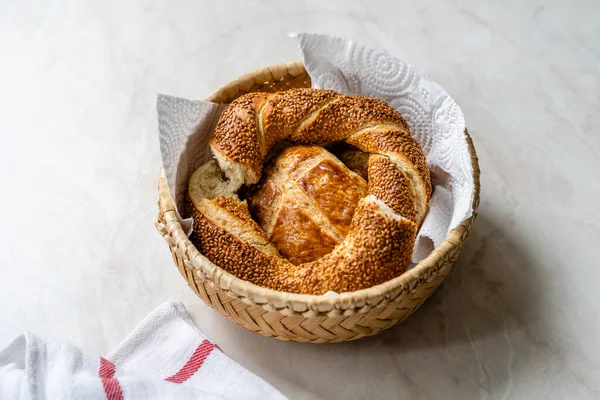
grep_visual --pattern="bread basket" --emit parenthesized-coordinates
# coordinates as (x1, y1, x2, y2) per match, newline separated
(155, 61, 480, 343)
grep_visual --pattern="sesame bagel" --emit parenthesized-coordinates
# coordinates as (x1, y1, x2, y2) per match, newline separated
(189, 88, 431, 295)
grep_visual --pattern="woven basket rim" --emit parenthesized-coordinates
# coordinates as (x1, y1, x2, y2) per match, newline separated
(157, 60, 481, 316)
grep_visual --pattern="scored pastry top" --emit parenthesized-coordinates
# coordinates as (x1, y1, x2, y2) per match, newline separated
(245, 145, 368, 265)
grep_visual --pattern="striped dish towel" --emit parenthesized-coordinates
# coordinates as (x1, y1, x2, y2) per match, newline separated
(0, 301, 286, 399)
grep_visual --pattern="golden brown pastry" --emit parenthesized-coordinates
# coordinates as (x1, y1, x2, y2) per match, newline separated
(245, 145, 368, 265)
(188, 88, 431, 295)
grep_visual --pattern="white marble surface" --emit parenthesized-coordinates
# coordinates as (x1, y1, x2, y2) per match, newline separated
(1, 0, 599, 398)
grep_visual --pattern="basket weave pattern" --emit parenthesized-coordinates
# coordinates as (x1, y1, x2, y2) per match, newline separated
(155, 61, 481, 343)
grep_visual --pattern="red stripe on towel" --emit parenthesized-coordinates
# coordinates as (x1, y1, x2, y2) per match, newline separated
(99, 357, 124, 400)
(165, 340, 215, 384)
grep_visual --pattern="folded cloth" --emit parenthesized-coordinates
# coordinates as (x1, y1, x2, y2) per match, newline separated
(0, 301, 286, 399)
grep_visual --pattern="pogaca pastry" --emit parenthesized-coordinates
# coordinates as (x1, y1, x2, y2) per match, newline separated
(188, 88, 432, 295)
(246, 145, 369, 265)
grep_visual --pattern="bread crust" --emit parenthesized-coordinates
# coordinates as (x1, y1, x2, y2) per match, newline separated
(210, 88, 430, 223)
(192, 195, 416, 294)
(189, 88, 430, 295)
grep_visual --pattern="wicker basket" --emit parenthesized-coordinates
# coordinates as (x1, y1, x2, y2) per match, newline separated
(155, 61, 481, 343)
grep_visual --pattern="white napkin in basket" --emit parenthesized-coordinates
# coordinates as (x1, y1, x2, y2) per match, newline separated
(157, 33, 474, 263)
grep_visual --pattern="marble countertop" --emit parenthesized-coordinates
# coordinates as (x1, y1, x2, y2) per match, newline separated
(1, 1, 599, 398)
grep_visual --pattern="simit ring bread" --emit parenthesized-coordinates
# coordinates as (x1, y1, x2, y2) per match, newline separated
(188, 88, 432, 295)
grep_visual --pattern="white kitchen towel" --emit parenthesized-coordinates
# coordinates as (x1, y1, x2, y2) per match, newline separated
(158, 33, 474, 264)
(0, 301, 286, 400)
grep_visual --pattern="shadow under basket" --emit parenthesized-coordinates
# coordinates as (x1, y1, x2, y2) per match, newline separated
(155, 61, 481, 343)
